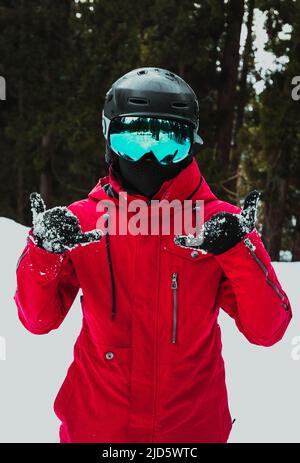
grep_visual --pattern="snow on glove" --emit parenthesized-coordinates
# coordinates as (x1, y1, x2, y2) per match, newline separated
(174, 190, 260, 255)
(30, 192, 103, 253)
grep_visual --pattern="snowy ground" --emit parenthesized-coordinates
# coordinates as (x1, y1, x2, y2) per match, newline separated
(0, 217, 299, 443)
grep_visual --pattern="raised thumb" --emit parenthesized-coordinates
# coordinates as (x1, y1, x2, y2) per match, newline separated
(30, 192, 46, 217)
(241, 190, 260, 228)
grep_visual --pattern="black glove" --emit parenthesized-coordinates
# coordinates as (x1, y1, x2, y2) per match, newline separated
(174, 190, 260, 255)
(30, 192, 103, 253)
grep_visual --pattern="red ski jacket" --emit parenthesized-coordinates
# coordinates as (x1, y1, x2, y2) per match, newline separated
(14, 158, 292, 443)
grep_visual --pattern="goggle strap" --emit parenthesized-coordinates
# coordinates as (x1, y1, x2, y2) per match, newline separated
(102, 111, 111, 139)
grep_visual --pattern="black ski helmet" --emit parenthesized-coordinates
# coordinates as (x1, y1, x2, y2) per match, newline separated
(102, 67, 203, 164)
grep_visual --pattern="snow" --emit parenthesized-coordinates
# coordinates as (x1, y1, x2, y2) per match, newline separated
(0, 217, 299, 443)
(0, 217, 82, 443)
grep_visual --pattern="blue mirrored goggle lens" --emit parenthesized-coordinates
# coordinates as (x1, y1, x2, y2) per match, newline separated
(108, 116, 193, 164)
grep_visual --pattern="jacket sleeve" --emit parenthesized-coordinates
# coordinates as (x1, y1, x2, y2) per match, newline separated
(215, 228, 292, 347)
(14, 230, 80, 335)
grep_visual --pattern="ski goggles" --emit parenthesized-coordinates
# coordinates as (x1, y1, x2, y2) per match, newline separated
(106, 115, 199, 165)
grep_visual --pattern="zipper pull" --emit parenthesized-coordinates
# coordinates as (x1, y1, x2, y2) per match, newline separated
(171, 272, 178, 289)
(244, 237, 256, 251)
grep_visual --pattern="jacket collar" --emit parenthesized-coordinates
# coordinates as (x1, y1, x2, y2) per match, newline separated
(88, 157, 217, 204)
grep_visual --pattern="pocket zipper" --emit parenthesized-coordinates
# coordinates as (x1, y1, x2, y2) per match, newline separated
(244, 238, 289, 310)
(171, 272, 178, 343)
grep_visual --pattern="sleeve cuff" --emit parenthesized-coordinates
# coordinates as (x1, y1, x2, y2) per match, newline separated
(27, 229, 66, 282)
(214, 228, 261, 260)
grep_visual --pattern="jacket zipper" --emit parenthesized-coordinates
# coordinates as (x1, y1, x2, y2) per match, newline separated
(244, 238, 289, 310)
(171, 272, 178, 343)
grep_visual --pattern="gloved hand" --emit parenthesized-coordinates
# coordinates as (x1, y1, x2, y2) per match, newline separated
(30, 192, 103, 253)
(174, 190, 260, 255)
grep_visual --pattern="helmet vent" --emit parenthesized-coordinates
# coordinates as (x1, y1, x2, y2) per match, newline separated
(137, 69, 147, 75)
(128, 97, 149, 105)
(165, 72, 176, 80)
(172, 102, 188, 108)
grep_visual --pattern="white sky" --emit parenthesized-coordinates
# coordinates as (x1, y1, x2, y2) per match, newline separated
(240, 8, 291, 93)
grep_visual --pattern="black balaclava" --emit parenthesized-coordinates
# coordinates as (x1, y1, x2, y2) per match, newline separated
(109, 148, 193, 198)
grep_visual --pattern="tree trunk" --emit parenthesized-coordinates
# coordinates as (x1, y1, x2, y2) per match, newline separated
(234, 0, 255, 143)
(178, 60, 186, 80)
(262, 175, 288, 261)
(39, 131, 54, 207)
(215, 0, 245, 179)
(16, 0, 25, 223)
(292, 214, 300, 261)
(262, 131, 292, 260)
(231, 0, 255, 200)
(16, 165, 24, 223)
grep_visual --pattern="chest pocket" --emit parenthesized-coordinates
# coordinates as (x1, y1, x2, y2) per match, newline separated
(161, 235, 221, 345)
(161, 234, 216, 306)
(162, 234, 213, 263)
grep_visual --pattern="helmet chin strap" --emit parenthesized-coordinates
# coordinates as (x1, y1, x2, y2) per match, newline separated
(110, 149, 193, 198)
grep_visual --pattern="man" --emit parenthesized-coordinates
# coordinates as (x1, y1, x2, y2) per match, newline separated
(14, 67, 292, 443)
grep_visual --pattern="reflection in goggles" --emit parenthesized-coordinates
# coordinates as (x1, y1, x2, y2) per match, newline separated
(109, 116, 193, 164)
